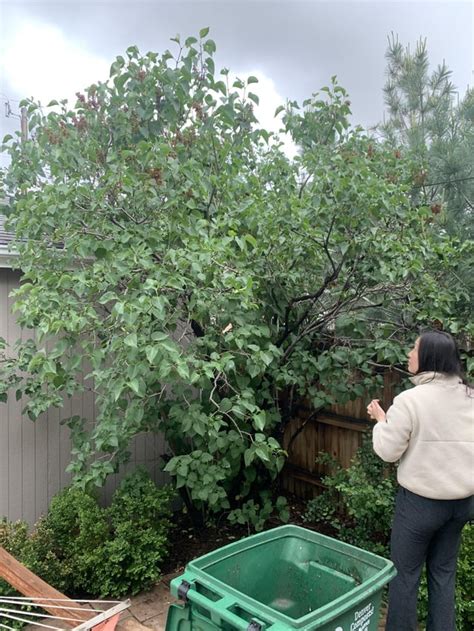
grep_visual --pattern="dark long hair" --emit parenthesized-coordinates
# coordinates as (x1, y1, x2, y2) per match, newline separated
(417, 330, 462, 376)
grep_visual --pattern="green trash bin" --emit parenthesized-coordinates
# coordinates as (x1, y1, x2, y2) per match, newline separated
(166, 525, 396, 631)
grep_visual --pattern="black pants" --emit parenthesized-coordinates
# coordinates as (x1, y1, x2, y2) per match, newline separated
(386, 487, 473, 631)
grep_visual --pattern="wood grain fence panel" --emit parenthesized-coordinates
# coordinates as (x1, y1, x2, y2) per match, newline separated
(151, 430, 169, 487)
(281, 386, 398, 500)
(147, 432, 160, 484)
(135, 431, 146, 466)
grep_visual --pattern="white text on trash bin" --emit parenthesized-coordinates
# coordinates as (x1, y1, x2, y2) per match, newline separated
(349, 602, 375, 631)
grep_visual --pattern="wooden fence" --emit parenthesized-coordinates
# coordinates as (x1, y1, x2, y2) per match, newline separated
(282, 371, 402, 499)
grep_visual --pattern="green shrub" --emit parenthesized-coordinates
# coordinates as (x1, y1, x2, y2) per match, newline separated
(0, 469, 174, 600)
(228, 492, 289, 532)
(0, 520, 33, 629)
(304, 435, 397, 555)
(33, 487, 108, 592)
(0, 517, 68, 587)
(0, 520, 66, 627)
(108, 467, 173, 528)
(37, 488, 108, 553)
(92, 469, 174, 597)
(0, 519, 30, 556)
(91, 519, 170, 597)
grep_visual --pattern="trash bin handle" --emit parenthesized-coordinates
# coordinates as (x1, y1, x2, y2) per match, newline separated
(184, 585, 264, 631)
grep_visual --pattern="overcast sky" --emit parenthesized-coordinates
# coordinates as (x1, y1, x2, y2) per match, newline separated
(1, 0, 473, 148)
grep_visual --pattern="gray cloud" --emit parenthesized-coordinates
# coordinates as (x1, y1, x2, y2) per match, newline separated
(1, 1, 473, 135)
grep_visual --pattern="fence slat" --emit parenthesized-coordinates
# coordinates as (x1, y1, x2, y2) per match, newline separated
(282, 373, 401, 499)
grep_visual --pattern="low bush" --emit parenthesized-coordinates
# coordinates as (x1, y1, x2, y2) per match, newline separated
(228, 491, 289, 533)
(33, 487, 107, 593)
(0, 520, 35, 629)
(89, 469, 174, 597)
(0, 520, 68, 627)
(304, 435, 397, 555)
(0, 469, 174, 601)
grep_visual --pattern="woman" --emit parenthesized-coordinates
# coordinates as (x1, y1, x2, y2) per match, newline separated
(367, 330, 473, 631)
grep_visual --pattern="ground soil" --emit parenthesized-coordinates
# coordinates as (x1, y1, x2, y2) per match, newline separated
(161, 494, 331, 573)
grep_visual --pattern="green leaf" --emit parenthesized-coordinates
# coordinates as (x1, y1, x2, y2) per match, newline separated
(126, 46, 139, 58)
(199, 27, 210, 38)
(214, 81, 227, 95)
(151, 331, 169, 342)
(114, 73, 129, 91)
(244, 234, 257, 247)
(274, 105, 285, 117)
(339, 242, 350, 255)
(176, 363, 189, 380)
(109, 56, 125, 76)
(124, 333, 138, 348)
(160, 340, 178, 354)
(95, 247, 108, 259)
(205, 57, 215, 75)
(220, 398, 233, 413)
(99, 291, 116, 304)
(260, 351, 273, 367)
(128, 378, 139, 394)
(248, 92, 259, 105)
(244, 448, 255, 467)
(253, 411, 266, 431)
(255, 447, 270, 462)
(112, 383, 124, 402)
(204, 39, 216, 55)
(145, 346, 159, 364)
(247, 76, 259, 85)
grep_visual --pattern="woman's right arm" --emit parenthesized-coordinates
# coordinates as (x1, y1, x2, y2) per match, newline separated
(372, 393, 414, 462)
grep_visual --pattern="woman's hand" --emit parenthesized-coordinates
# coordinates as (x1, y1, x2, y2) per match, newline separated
(367, 399, 386, 423)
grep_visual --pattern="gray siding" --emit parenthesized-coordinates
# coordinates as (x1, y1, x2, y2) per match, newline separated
(0, 268, 169, 525)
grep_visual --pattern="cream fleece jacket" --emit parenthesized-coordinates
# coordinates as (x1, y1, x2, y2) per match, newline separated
(373, 372, 474, 500)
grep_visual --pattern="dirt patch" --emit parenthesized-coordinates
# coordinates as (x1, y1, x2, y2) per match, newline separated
(161, 494, 331, 574)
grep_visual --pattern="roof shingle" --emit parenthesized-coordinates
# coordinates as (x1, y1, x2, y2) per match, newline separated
(0, 214, 15, 247)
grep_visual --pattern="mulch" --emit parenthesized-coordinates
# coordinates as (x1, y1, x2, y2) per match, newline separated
(161, 494, 332, 574)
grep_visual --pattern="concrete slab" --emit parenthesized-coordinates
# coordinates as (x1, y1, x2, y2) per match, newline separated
(140, 610, 169, 631)
(117, 618, 153, 631)
(128, 583, 177, 623)
(159, 571, 183, 588)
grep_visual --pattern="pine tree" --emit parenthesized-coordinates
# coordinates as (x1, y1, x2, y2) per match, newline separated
(380, 34, 473, 239)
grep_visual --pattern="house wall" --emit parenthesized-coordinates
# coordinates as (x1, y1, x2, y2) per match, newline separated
(0, 268, 169, 525)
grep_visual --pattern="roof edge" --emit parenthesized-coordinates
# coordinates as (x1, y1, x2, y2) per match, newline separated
(0, 246, 19, 269)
